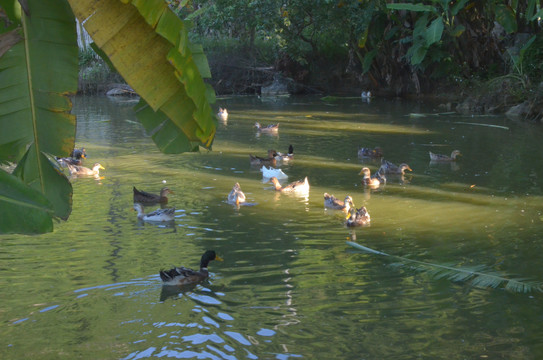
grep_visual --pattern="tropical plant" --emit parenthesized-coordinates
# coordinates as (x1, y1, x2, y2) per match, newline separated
(0, 0, 217, 234)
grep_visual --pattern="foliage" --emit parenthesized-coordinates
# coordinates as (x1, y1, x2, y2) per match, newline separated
(0, 0, 217, 234)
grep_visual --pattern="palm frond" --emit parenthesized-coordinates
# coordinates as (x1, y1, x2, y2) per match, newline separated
(346, 241, 543, 293)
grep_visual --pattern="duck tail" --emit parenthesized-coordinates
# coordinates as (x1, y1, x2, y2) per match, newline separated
(288, 144, 294, 155)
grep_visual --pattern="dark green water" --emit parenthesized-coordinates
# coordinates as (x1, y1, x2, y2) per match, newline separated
(1, 95, 543, 359)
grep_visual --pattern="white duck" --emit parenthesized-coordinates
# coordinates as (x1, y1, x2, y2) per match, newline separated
(260, 165, 288, 179)
(217, 108, 228, 123)
(133, 203, 175, 222)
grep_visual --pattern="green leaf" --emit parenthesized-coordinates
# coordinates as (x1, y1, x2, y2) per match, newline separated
(0, 168, 54, 234)
(68, 0, 217, 151)
(425, 17, 443, 46)
(386, 3, 434, 12)
(450, 24, 465, 37)
(450, 0, 470, 16)
(362, 49, 378, 74)
(495, 4, 517, 34)
(0, 0, 77, 223)
(408, 42, 428, 65)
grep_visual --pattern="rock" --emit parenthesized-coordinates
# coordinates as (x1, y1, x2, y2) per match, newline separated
(261, 74, 290, 96)
(505, 101, 531, 119)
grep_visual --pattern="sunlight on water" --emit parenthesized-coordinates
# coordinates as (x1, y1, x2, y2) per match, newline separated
(1, 95, 543, 359)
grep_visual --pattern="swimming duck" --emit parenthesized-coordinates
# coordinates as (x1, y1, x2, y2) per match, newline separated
(133, 186, 173, 204)
(227, 182, 246, 206)
(359, 167, 386, 188)
(357, 147, 383, 158)
(274, 145, 294, 162)
(133, 203, 175, 222)
(269, 176, 309, 193)
(67, 163, 104, 176)
(217, 108, 228, 122)
(260, 165, 288, 179)
(361, 91, 372, 99)
(255, 122, 279, 133)
(159, 250, 223, 286)
(324, 193, 354, 212)
(345, 206, 371, 227)
(249, 149, 277, 166)
(379, 159, 412, 175)
(56, 147, 87, 167)
(429, 150, 462, 161)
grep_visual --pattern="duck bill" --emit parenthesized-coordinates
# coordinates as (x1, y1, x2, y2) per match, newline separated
(99, 165, 106, 170)
(215, 255, 224, 261)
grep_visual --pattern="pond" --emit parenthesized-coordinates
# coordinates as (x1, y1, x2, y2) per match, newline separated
(1, 95, 543, 359)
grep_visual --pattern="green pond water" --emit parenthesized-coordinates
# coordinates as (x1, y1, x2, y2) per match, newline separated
(1, 95, 543, 359)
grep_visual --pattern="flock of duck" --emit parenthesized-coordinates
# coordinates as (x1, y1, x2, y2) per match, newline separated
(55, 107, 461, 287)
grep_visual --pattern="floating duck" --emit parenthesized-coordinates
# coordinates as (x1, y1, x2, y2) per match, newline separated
(379, 159, 412, 175)
(255, 122, 279, 133)
(345, 206, 371, 227)
(67, 163, 104, 176)
(57, 147, 87, 167)
(361, 91, 372, 102)
(260, 165, 288, 179)
(227, 182, 246, 206)
(274, 145, 294, 162)
(159, 250, 223, 286)
(250, 149, 277, 166)
(357, 147, 383, 158)
(429, 150, 462, 161)
(133, 203, 175, 222)
(269, 176, 309, 193)
(133, 186, 173, 204)
(324, 193, 354, 212)
(359, 167, 386, 188)
(217, 108, 228, 122)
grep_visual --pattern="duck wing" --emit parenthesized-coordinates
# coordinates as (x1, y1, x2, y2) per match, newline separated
(133, 187, 160, 202)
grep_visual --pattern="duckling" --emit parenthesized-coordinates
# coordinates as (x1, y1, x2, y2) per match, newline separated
(217, 107, 228, 122)
(249, 149, 277, 167)
(357, 146, 383, 158)
(345, 206, 371, 227)
(359, 167, 385, 188)
(379, 159, 412, 175)
(255, 122, 279, 133)
(67, 163, 104, 176)
(324, 193, 354, 212)
(274, 145, 294, 162)
(133, 203, 175, 222)
(133, 187, 173, 204)
(429, 150, 461, 161)
(159, 250, 223, 286)
(269, 176, 309, 193)
(227, 182, 246, 206)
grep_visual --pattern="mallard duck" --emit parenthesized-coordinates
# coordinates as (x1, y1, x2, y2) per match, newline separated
(429, 150, 462, 161)
(56, 147, 87, 167)
(269, 176, 309, 193)
(133, 186, 173, 204)
(379, 159, 412, 175)
(159, 250, 223, 286)
(249, 149, 277, 166)
(357, 146, 383, 158)
(324, 193, 354, 212)
(274, 145, 294, 162)
(217, 107, 228, 122)
(359, 167, 386, 188)
(255, 122, 279, 133)
(345, 206, 371, 227)
(67, 163, 104, 176)
(260, 165, 288, 179)
(227, 182, 246, 206)
(133, 203, 175, 222)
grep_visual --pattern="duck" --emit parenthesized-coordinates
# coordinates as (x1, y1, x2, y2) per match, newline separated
(255, 122, 279, 133)
(67, 162, 104, 176)
(133, 203, 175, 222)
(379, 159, 412, 175)
(249, 149, 277, 166)
(159, 250, 223, 286)
(357, 146, 383, 158)
(429, 150, 462, 161)
(274, 145, 294, 162)
(133, 186, 173, 204)
(56, 147, 87, 167)
(361, 91, 372, 99)
(260, 165, 288, 179)
(324, 193, 354, 212)
(217, 107, 228, 122)
(359, 167, 386, 188)
(227, 182, 246, 206)
(345, 206, 371, 227)
(269, 176, 309, 193)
